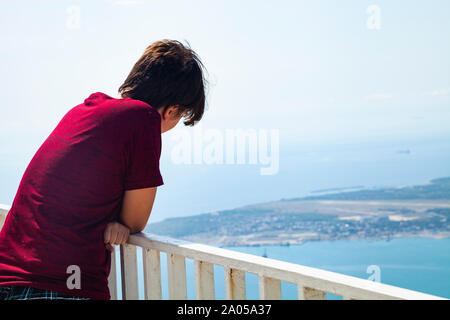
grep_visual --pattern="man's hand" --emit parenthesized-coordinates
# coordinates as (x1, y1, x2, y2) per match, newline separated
(104, 221, 130, 252)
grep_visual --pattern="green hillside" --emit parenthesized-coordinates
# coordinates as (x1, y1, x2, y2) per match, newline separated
(283, 177, 450, 201)
(145, 177, 450, 244)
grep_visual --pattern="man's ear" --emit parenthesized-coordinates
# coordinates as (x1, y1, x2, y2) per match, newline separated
(164, 105, 180, 119)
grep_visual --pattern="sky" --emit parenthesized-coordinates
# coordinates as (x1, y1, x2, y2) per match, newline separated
(0, 0, 449, 222)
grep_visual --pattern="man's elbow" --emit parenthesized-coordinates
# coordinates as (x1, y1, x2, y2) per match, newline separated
(120, 219, 146, 234)
(128, 223, 146, 234)
(120, 187, 156, 235)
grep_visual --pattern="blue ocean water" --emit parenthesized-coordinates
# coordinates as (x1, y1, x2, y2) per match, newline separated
(114, 237, 450, 300)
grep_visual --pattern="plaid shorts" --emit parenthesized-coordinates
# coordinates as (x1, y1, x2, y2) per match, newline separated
(0, 286, 90, 300)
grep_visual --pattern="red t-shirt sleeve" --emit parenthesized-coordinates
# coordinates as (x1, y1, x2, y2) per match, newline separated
(124, 109, 164, 190)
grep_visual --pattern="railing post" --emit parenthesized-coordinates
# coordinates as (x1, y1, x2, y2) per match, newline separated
(298, 285, 327, 300)
(143, 248, 162, 300)
(107, 248, 117, 300)
(167, 253, 187, 299)
(259, 275, 282, 300)
(0, 214, 6, 230)
(194, 260, 215, 300)
(224, 267, 246, 300)
(0, 204, 10, 230)
(120, 243, 139, 300)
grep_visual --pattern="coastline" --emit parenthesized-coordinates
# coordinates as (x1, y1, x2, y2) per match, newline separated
(184, 230, 450, 248)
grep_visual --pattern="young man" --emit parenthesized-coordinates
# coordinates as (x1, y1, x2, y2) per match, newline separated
(0, 39, 207, 300)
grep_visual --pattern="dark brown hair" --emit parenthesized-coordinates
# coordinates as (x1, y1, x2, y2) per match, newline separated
(118, 39, 208, 126)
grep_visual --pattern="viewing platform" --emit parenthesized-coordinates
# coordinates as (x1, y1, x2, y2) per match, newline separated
(0, 203, 445, 300)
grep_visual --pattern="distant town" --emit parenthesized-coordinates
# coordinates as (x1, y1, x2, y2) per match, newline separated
(146, 177, 450, 247)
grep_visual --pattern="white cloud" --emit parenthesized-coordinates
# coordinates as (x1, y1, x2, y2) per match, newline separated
(365, 93, 393, 101)
(426, 88, 450, 96)
(108, 0, 144, 6)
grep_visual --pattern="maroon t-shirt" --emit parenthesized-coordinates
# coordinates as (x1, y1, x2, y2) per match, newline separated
(0, 92, 163, 299)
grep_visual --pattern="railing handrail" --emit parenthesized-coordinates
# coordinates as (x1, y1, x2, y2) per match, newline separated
(128, 232, 445, 300)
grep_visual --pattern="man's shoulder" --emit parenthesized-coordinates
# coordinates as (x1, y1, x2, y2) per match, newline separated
(102, 95, 161, 123)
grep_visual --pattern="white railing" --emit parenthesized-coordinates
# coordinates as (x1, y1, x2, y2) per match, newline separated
(0, 204, 446, 300)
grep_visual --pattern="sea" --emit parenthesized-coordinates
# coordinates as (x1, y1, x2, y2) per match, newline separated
(115, 237, 450, 300)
